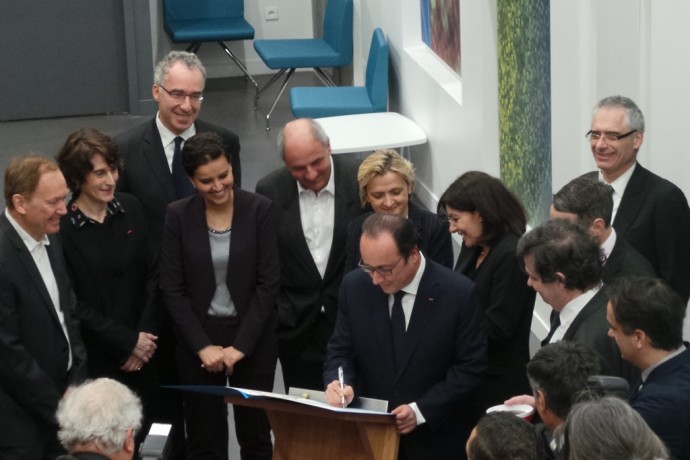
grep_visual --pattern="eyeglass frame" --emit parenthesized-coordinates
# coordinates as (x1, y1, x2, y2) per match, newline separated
(358, 256, 404, 277)
(585, 129, 637, 143)
(158, 85, 204, 103)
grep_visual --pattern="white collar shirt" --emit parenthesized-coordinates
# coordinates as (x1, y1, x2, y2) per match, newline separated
(550, 285, 601, 344)
(599, 162, 636, 223)
(297, 156, 336, 279)
(5, 209, 72, 369)
(156, 113, 196, 172)
(600, 228, 617, 263)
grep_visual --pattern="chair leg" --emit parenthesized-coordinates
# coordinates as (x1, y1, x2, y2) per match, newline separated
(314, 67, 336, 87)
(265, 68, 295, 131)
(216, 41, 259, 92)
(254, 68, 289, 110)
(187, 43, 202, 53)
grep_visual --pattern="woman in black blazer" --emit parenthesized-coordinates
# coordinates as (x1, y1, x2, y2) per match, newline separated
(56, 128, 159, 447)
(345, 149, 453, 272)
(440, 171, 536, 413)
(160, 132, 280, 460)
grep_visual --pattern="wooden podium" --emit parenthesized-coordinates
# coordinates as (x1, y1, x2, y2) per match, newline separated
(224, 394, 399, 460)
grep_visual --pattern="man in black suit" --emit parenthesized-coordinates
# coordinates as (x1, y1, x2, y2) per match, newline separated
(255, 118, 361, 391)
(583, 95, 690, 303)
(324, 213, 487, 460)
(517, 219, 635, 384)
(607, 277, 690, 460)
(115, 51, 241, 458)
(115, 50, 241, 251)
(551, 176, 655, 285)
(0, 155, 87, 459)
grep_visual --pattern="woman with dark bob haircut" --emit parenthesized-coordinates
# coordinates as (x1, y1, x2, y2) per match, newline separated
(160, 131, 280, 459)
(56, 127, 159, 446)
(439, 171, 536, 416)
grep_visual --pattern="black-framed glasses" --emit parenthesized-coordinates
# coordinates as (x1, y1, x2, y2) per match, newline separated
(158, 85, 204, 103)
(358, 256, 403, 276)
(585, 129, 637, 143)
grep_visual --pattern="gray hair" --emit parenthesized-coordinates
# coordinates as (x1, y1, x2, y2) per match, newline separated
(57, 378, 143, 455)
(277, 118, 329, 159)
(153, 51, 206, 87)
(594, 95, 645, 132)
(563, 396, 669, 460)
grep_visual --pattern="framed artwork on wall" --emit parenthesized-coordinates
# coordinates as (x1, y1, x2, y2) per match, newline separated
(421, 0, 461, 75)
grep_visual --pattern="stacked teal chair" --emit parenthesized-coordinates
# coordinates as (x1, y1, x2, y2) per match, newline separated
(163, 0, 258, 90)
(289, 28, 388, 119)
(253, 0, 353, 129)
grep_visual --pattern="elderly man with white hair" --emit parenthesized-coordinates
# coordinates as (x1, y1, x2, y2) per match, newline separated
(56, 378, 142, 460)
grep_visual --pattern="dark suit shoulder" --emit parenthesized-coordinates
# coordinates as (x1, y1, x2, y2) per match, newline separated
(195, 119, 240, 143)
(255, 167, 293, 199)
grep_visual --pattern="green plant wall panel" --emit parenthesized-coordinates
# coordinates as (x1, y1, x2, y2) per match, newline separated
(497, 0, 551, 226)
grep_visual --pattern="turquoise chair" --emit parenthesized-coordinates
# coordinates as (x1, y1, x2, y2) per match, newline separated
(163, 0, 258, 90)
(289, 28, 388, 119)
(253, 0, 353, 129)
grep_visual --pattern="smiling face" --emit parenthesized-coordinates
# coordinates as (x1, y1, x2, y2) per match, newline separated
(14, 169, 68, 240)
(79, 153, 118, 207)
(523, 254, 569, 311)
(365, 171, 411, 216)
(590, 106, 643, 183)
(153, 61, 205, 135)
(282, 120, 332, 193)
(190, 156, 234, 208)
(445, 205, 484, 247)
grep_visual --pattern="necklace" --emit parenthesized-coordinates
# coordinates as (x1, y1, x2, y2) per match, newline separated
(208, 225, 232, 234)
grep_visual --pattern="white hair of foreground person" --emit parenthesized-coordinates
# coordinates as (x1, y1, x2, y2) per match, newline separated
(56, 378, 143, 455)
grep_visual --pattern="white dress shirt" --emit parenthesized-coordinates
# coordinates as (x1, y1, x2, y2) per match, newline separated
(600, 228, 618, 263)
(156, 113, 196, 172)
(549, 285, 601, 344)
(599, 162, 636, 223)
(5, 209, 72, 369)
(297, 156, 335, 279)
(387, 254, 427, 425)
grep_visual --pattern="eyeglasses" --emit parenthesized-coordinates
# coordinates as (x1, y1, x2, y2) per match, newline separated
(158, 85, 204, 103)
(358, 256, 403, 276)
(585, 129, 637, 143)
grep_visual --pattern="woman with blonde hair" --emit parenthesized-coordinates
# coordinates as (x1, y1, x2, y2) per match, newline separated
(345, 149, 453, 271)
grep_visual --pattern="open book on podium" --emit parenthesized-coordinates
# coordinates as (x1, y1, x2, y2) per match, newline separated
(170, 385, 399, 460)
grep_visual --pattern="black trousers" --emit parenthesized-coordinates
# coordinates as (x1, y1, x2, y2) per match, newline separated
(177, 315, 278, 460)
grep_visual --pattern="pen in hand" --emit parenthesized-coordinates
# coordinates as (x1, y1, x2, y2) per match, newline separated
(338, 366, 346, 408)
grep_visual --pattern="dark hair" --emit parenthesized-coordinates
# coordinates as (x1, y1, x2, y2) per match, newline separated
(468, 412, 543, 460)
(361, 212, 419, 260)
(553, 177, 614, 228)
(55, 128, 122, 196)
(4, 155, 60, 209)
(527, 342, 600, 420)
(517, 219, 603, 291)
(439, 171, 527, 246)
(181, 132, 232, 177)
(607, 277, 685, 351)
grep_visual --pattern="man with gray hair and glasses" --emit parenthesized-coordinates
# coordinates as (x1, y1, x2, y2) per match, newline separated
(114, 51, 242, 458)
(56, 378, 142, 460)
(582, 95, 690, 303)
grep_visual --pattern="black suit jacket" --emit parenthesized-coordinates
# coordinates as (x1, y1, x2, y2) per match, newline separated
(561, 287, 638, 385)
(602, 233, 655, 285)
(630, 346, 690, 460)
(255, 156, 361, 353)
(345, 202, 454, 272)
(584, 164, 690, 302)
(115, 118, 241, 251)
(324, 260, 487, 459)
(160, 188, 279, 358)
(0, 213, 87, 448)
(455, 234, 536, 403)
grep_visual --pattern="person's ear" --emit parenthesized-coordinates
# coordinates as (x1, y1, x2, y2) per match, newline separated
(123, 428, 136, 453)
(554, 272, 567, 285)
(589, 218, 606, 238)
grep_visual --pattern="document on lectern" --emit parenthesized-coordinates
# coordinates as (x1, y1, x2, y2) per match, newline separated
(168, 385, 390, 415)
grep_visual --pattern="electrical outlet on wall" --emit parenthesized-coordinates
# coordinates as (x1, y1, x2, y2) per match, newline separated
(265, 6, 279, 21)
